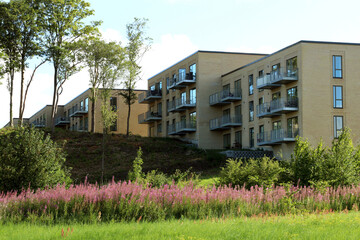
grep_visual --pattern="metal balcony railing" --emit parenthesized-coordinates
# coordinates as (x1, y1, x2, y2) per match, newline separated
(69, 105, 88, 117)
(31, 120, 46, 128)
(55, 116, 70, 126)
(256, 68, 298, 89)
(209, 115, 242, 131)
(168, 121, 196, 135)
(209, 89, 242, 106)
(175, 98, 196, 109)
(257, 97, 298, 118)
(169, 73, 196, 89)
(138, 90, 162, 104)
(257, 128, 299, 146)
(138, 111, 162, 124)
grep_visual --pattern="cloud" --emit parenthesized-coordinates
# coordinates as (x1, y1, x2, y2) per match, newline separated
(100, 28, 124, 43)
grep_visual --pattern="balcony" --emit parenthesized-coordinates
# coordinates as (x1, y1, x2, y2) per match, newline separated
(138, 90, 162, 104)
(256, 68, 298, 89)
(209, 115, 242, 131)
(55, 117, 70, 126)
(168, 98, 196, 113)
(167, 100, 176, 113)
(168, 121, 196, 135)
(31, 120, 46, 128)
(69, 106, 88, 117)
(169, 73, 196, 90)
(138, 111, 162, 124)
(257, 128, 299, 146)
(257, 97, 298, 118)
(209, 89, 242, 106)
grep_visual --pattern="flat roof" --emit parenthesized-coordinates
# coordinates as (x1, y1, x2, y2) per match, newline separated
(148, 50, 267, 80)
(222, 40, 360, 77)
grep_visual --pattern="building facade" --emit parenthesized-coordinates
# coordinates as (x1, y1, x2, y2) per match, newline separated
(139, 41, 360, 159)
(5, 88, 149, 136)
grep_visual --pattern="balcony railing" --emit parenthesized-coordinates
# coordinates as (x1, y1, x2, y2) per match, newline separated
(69, 105, 88, 117)
(168, 121, 196, 135)
(257, 97, 298, 118)
(31, 120, 46, 128)
(167, 100, 176, 112)
(209, 115, 242, 131)
(138, 90, 162, 104)
(138, 111, 162, 124)
(257, 128, 299, 146)
(55, 117, 70, 126)
(256, 68, 298, 89)
(209, 89, 242, 106)
(175, 98, 196, 110)
(169, 73, 196, 90)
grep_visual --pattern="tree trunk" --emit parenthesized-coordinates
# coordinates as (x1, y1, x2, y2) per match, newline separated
(51, 66, 58, 133)
(9, 69, 14, 127)
(18, 59, 25, 127)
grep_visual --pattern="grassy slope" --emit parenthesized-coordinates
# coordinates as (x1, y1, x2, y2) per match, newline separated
(50, 130, 224, 184)
(2, 212, 360, 240)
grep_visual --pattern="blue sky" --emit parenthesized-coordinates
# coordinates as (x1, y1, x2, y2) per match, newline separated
(1, 0, 360, 127)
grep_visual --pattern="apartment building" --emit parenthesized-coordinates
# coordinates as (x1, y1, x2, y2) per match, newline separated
(5, 88, 149, 136)
(139, 41, 360, 159)
(137, 51, 267, 143)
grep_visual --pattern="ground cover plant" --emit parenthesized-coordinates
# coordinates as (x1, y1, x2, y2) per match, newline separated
(1, 212, 360, 240)
(2, 179, 360, 224)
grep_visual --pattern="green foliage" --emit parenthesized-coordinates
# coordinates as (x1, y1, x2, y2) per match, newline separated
(291, 128, 360, 187)
(219, 157, 285, 188)
(0, 127, 71, 192)
(128, 147, 144, 182)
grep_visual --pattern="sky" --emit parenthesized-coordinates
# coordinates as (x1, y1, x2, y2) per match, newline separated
(1, 0, 360, 127)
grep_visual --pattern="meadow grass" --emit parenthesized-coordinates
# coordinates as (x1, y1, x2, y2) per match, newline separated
(1, 211, 360, 240)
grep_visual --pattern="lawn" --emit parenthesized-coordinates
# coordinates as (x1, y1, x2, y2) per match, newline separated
(2, 212, 360, 240)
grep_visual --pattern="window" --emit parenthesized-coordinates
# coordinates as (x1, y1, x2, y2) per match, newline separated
(333, 55, 342, 78)
(334, 116, 343, 138)
(223, 134, 231, 149)
(166, 77, 170, 94)
(80, 100, 84, 111)
(249, 128, 254, 148)
(166, 99, 169, 116)
(84, 117, 88, 131)
(110, 117, 117, 131)
(179, 68, 186, 81)
(272, 63, 280, 80)
(166, 121, 169, 135)
(333, 86, 343, 108)
(287, 117, 299, 138)
(272, 121, 281, 130)
(157, 123, 162, 134)
(272, 92, 281, 100)
(157, 102, 162, 115)
(287, 87, 298, 106)
(181, 92, 186, 104)
(190, 88, 196, 104)
(249, 101, 254, 122)
(235, 105, 241, 123)
(248, 74, 253, 95)
(235, 80, 241, 96)
(85, 98, 89, 111)
(223, 84, 230, 97)
(235, 131, 242, 149)
(223, 109, 230, 123)
(189, 63, 196, 80)
(259, 125, 264, 142)
(190, 112, 196, 127)
(80, 118, 83, 130)
(259, 97, 264, 105)
(110, 97, 117, 111)
(150, 84, 155, 91)
(258, 71, 264, 92)
(286, 57, 297, 76)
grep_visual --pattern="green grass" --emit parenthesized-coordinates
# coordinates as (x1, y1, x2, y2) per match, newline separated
(2, 212, 360, 240)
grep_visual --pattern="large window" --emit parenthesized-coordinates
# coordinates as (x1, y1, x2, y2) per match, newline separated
(272, 121, 281, 130)
(189, 63, 196, 80)
(223, 108, 230, 122)
(234, 80, 241, 96)
(110, 117, 117, 132)
(166, 77, 170, 94)
(248, 74, 253, 95)
(235, 105, 241, 123)
(190, 112, 197, 126)
(157, 123, 162, 134)
(223, 84, 230, 97)
(258, 71, 264, 92)
(249, 101, 254, 122)
(190, 88, 196, 104)
(334, 116, 343, 138)
(179, 68, 186, 81)
(287, 117, 299, 138)
(181, 92, 186, 104)
(272, 92, 281, 100)
(333, 55, 342, 78)
(249, 128, 254, 148)
(272, 63, 280, 79)
(157, 102, 162, 115)
(110, 97, 117, 111)
(223, 134, 231, 149)
(85, 98, 89, 111)
(235, 131, 242, 149)
(333, 86, 343, 108)
(287, 87, 298, 106)
(286, 57, 297, 73)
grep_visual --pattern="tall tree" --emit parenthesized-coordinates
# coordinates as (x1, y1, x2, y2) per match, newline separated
(80, 37, 124, 133)
(0, 1, 20, 127)
(38, 0, 98, 132)
(119, 18, 152, 137)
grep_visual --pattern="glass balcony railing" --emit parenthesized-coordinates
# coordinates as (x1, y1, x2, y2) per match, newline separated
(69, 105, 88, 117)
(209, 115, 242, 131)
(257, 97, 298, 118)
(256, 68, 298, 89)
(169, 73, 196, 89)
(138, 111, 162, 124)
(257, 128, 299, 146)
(168, 121, 196, 135)
(138, 90, 162, 104)
(209, 89, 242, 106)
(55, 116, 70, 126)
(31, 120, 46, 128)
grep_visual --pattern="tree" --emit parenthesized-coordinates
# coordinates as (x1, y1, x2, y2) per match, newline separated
(38, 0, 99, 132)
(119, 18, 152, 137)
(0, 1, 21, 127)
(80, 37, 124, 133)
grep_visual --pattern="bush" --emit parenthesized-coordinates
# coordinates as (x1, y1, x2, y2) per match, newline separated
(291, 128, 360, 187)
(0, 127, 71, 192)
(128, 147, 144, 182)
(219, 157, 285, 188)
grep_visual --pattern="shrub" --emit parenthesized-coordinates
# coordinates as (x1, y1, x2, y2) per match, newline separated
(128, 147, 144, 182)
(0, 127, 71, 192)
(219, 157, 285, 188)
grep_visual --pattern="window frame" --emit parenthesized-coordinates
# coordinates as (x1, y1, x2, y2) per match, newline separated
(248, 74, 254, 95)
(333, 85, 343, 109)
(332, 55, 343, 79)
(334, 116, 343, 138)
(249, 101, 254, 122)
